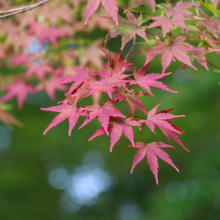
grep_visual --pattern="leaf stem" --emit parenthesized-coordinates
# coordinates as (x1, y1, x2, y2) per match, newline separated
(207, 60, 220, 68)
(122, 100, 131, 116)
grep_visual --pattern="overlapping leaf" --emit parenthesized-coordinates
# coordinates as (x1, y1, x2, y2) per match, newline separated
(130, 65, 177, 96)
(84, 0, 118, 25)
(145, 37, 203, 73)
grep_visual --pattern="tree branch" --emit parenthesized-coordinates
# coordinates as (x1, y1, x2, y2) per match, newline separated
(0, 0, 51, 19)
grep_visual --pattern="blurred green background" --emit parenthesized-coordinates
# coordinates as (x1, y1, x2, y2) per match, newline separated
(1, 44, 220, 220)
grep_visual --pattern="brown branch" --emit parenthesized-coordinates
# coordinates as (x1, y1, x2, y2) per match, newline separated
(0, 0, 51, 19)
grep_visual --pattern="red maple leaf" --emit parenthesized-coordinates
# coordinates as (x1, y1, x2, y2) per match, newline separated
(129, 141, 179, 184)
(130, 65, 177, 96)
(41, 96, 82, 136)
(145, 37, 202, 73)
(84, 0, 118, 25)
(0, 78, 35, 109)
(79, 101, 125, 135)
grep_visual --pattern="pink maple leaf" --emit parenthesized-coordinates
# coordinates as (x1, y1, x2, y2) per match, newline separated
(109, 117, 141, 152)
(11, 52, 30, 66)
(136, 0, 156, 12)
(140, 104, 185, 134)
(25, 63, 52, 80)
(113, 87, 148, 116)
(27, 23, 66, 45)
(88, 117, 141, 152)
(41, 96, 82, 136)
(163, 0, 195, 17)
(0, 78, 35, 109)
(130, 65, 177, 96)
(105, 12, 148, 49)
(84, 0, 118, 25)
(145, 37, 203, 73)
(79, 101, 125, 135)
(36, 75, 68, 100)
(148, 15, 190, 37)
(61, 67, 91, 95)
(87, 71, 131, 99)
(129, 141, 179, 184)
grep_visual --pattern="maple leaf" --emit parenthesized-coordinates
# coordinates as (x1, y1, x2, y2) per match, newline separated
(5, 22, 32, 51)
(0, 104, 22, 129)
(79, 101, 125, 135)
(27, 23, 66, 45)
(84, 0, 118, 25)
(86, 71, 131, 99)
(159, 125, 189, 152)
(211, 0, 219, 7)
(113, 87, 148, 116)
(130, 65, 177, 96)
(145, 37, 203, 73)
(61, 67, 91, 95)
(79, 40, 105, 70)
(25, 63, 52, 80)
(36, 75, 68, 100)
(148, 15, 190, 37)
(186, 50, 209, 70)
(88, 126, 107, 141)
(11, 52, 30, 66)
(136, 0, 156, 12)
(140, 104, 185, 134)
(129, 141, 179, 184)
(40, 3, 73, 25)
(105, 11, 148, 49)
(162, 0, 195, 17)
(88, 117, 141, 152)
(197, 16, 220, 37)
(41, 96, 82, 136)
(101, 49, 133, 73)
(109, 117, 141, 151)
(0, 78, 35, 109)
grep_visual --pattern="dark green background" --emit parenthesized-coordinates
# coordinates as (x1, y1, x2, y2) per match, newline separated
(1, 45, 220, 220)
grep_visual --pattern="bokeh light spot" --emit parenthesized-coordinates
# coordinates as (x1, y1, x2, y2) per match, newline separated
(165, 181, 187, 203)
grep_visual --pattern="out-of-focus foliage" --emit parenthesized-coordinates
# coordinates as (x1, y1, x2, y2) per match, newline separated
(0, 0, 220, 219)
(0, 58, 220, 219)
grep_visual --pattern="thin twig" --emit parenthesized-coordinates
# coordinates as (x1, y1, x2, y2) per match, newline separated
(207, 60, 220, 68)
(124, 35, 136, 63)
(0, 0, 51, 19)
(191, 0, 200, 16)
(122, 100, 131, 115)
